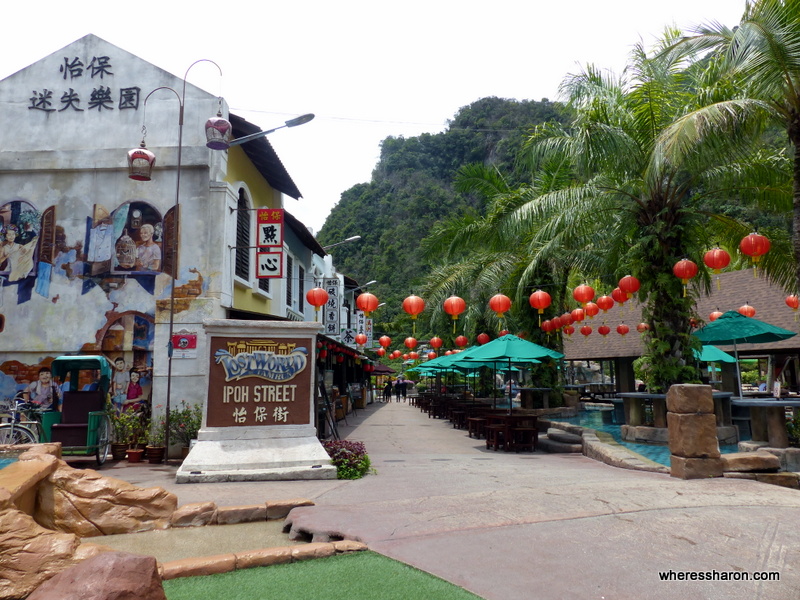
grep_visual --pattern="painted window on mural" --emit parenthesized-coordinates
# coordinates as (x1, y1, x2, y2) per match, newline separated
(0, 200, 43, 283)
(86, 201, 176, 277)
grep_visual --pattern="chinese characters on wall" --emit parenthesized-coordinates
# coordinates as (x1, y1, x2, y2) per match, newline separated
(256, 209, 284, 279)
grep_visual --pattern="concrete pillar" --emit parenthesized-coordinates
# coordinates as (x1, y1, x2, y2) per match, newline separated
(667, 384, 722, 479)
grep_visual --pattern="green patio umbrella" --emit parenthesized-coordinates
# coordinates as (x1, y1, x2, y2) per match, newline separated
(461, 334, 563, 412)
(693, 345, 737, 364)
(694, 311, 796, 397)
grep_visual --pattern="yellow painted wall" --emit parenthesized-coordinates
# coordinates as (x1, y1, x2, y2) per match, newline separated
(226, 146, 278, 315)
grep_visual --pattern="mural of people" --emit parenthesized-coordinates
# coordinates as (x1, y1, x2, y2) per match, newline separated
(124, 368, 144, 411)
(0, 225, 37, 282)
(135, 223, 161, 271)
(111, 356, 129, 413)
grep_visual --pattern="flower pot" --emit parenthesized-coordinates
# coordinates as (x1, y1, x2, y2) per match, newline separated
(111, 443, 128, 461)
(180, 446, 191, 459)
(145, 446, 165, 464)
(126, 448, 144, 463)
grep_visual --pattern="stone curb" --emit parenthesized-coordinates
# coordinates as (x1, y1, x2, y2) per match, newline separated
(159, 540, 369, 580)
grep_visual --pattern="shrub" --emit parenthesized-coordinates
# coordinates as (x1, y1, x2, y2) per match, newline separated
(322, 440, 374, 479)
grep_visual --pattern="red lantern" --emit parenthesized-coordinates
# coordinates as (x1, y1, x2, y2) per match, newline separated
(580, 325, 592, 337)
(336, 354, 344, 363)
(561, 312, 574, 326)
(455, 335, 469, 347)
(738, 303, 756, 317)
(445, 350, 453, 355)
(584, 302, 599, 319)
(429, 336, 443, 349)
(355, 333, 368, 346)
(356, 292, 380, 317)
(529, 290, 552, 314)
(477, 333, 490, 345)
(402, 354, 408, 360)
(563, 325, 575, 336)
(636, 322, 649, 333)
(596, 295, 614, 312)
(598, 324, 611, 337)
(498, 329, 509, 336)
(740, 232, 770, 265)
(611, 287, 627, 306)
(306, 287, 329, 321)
(570, 308, 585, 323)
(541, 320, 554, 333)
(427, 351, 437, 359)
(443, 295, 466, 333)
(409, 351, 419, 360)
(573, 284, 595, 306)
(551, 315, 563, 330)
(319, 349, 328, 360)
(376, 348, 386, 357)
(618, 275, 640, 298)
(404, 337, 418, 349)
(379, 335, 392, 348)
(673, 259, 698, 297)
(709, 310, 723, 322)
(616, 323, 630, 336)
(703, 248, 731, 273)
(402, 294, 425, 319)
(489, 293, 512, 318)
(786, 295, 799, 311)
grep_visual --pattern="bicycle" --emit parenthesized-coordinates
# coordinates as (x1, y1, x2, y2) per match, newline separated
(0, 401, 46, 445)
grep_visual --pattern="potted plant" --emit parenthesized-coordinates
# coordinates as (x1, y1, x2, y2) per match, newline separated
(109, 407, 130, 460)
(145, 413, 166, 463)
(169, 400, 203, 457)
(115, 407, 147, 462)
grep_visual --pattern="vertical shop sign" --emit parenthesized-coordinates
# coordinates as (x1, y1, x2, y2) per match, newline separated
(323, 277, 340, 338)
(256, 208, 284, 279)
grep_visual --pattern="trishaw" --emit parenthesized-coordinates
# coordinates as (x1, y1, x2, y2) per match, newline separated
(0, 355, 114, 465)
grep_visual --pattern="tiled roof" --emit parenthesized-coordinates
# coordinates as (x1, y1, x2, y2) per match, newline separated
(562, 268, 799, 360)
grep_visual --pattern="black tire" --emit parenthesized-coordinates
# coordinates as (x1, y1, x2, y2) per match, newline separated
(95, 415, 111, 465)
(0, 423, 37, 445)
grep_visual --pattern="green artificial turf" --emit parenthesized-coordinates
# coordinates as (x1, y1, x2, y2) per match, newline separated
(163, 551, 483, 600)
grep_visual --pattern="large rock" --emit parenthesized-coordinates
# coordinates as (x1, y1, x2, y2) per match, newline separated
(34, 461, 178, 536)
(667, 413, 720, 458)
(666, 384, 714, 414)
(0, 506, 84, 600)
(720, 452, 781, 473)
(670, 456, 724, 479)
(26, 551, 166, 600)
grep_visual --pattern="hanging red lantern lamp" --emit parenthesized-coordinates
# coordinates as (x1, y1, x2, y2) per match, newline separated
(336, 354, 345, 363)
(617, 323, 630, 336)
(427, 351, 437, 359)
(673, 258, 698, 297)
(428, 336, 443, 350)
(580, 325, 592, 337)
(740, 232, 770, 267)
(561, 312, 574, 326)
(316, 341, 323, 349)
(596, 295, 614, 312)
(551, 315, 563, 330)
(786, 295, 800, 311)
(709, 310, 723, 322)
(598, 324, 611, 337)
(379, 335, 392, 348)
(563, 325, 575, 336)
(618, 275, 640, 299)
(356, 292, 380, 317)
(489, 293, 512, 318)
(636, 322, 650, 333)
(570, 308, 585, 323)
(404, 337, 418, 349)
(499, 329, 509, 336)
(611, 287, 627, 306)
(477, 332, 490, 345)
(355, 333, 368, 346)
(306, 287, 329, 321)
(401, 353, 407, 360)
(318, 349, 328, 360)
(408, 351, 419, 360)
(541, 320, 554, 334)
(738, 303, 756, 317)
(529, 289, 552, 314)
(376, 348, 386, 357)
(573, 284, 595, 306)
(584, 302, 600, 319)
(703, 247, 731, 273)
(402, 294, 425, 319)
(455, 335, 469, 347)
(443, 295, 467, 333)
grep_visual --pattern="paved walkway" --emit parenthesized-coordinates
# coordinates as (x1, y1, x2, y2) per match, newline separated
(99, 401, 800, 600)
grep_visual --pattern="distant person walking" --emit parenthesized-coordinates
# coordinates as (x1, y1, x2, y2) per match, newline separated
(383, 381, 392, 403)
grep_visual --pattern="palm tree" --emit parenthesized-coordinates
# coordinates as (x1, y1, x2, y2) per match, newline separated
(667, 0, 800, 290)
(424, 31, 788, 391)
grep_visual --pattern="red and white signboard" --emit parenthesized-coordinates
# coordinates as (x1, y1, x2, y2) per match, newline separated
(171, 330, 198, 359)
(256, 209, 284, 279)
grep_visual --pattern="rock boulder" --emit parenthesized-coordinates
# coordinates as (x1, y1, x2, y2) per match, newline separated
(34, 461, 178, 536)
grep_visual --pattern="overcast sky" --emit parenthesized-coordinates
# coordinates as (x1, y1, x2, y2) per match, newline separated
(1, 1, 746, 234)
